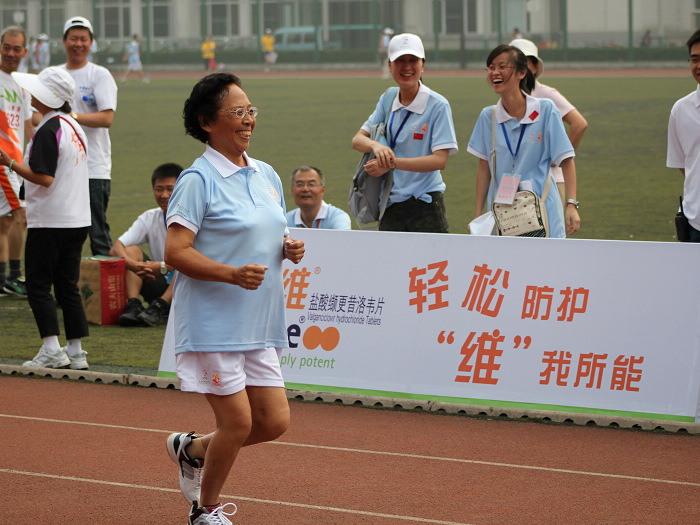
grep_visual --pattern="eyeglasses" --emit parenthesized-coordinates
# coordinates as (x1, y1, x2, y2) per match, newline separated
(294, 181, 321, 189)
(221, 107, 259, 119)
(689, 57, 700, 65)
(485, 65, 514, 74)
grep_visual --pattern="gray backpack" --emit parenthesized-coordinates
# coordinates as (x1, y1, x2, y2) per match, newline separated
(348, 87, 398, 229)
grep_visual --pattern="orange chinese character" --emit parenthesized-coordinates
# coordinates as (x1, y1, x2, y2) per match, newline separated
(556, 287, 589, 322)
(539, 350, 572, 386)
(521, 285, 554, 320)
(427, 260, 449, 311)
(573, 353, 608, 389)
(284, 267, 311, 309)
(610, 355, 644, 392)
(462, 264, 509, 318)
(454, 330, 504, 385)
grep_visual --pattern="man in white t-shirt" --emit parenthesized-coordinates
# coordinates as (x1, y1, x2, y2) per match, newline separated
(667, 29, 700, 243)
(109, 163, 181, 326)
(61, 16, 118, 256)
(0, 26, 33, 296)
(510, 39, 588, 205)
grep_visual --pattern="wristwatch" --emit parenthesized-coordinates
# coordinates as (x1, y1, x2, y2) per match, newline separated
(160, 261, 168, 275)
(566, 199, 579, 209)
(70, 112, 79, 121)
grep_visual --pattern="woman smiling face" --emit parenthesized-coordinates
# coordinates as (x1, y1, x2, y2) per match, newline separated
(202, 83, 256, 166)
(487, 51, 525, 95)
(390, 54, 424, 91)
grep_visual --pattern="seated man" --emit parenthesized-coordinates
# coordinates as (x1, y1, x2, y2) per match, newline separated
(109, 163, 181, 326)
(286, 165, 351, 229)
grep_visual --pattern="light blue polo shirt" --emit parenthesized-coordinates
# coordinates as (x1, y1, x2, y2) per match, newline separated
(361, 82, 458, 205)
(166, 146, 290, 353)
(467, 95, 574, 238)
(286, 201, 351, 230)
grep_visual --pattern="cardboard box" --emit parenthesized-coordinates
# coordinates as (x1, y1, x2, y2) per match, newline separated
(78, 256, 126, 325)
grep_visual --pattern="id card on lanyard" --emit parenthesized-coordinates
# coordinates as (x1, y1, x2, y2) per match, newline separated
(495, 122, 527, 205)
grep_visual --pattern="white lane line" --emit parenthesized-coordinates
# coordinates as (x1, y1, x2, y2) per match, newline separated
(2, 413, 698, 488)
(0, 469, 471, 525)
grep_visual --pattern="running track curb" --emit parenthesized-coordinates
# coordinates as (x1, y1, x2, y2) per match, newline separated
(2, 364, 696, 435)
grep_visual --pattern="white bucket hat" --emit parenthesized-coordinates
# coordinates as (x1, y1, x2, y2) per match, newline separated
(509, 38, 544, 79)
(12, 67, 76, 109)
(388, 33, 425, 62)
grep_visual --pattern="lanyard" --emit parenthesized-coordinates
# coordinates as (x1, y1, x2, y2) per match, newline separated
(500, 123, 526, 174)
(387, 109, 411, 150)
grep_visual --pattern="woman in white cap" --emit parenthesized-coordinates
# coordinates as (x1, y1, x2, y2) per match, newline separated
(510, 38, 588, 205)
(352, 33, 458, 232)
(467, 44, 580, 238)
(0, 66, 91, 370)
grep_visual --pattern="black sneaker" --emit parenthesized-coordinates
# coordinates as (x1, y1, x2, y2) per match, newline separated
(3, 277, 27, 296)
(137, 297, 170, 327)
(119, 297, 146, 326)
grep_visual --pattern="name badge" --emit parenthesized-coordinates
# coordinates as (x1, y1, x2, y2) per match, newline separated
(495, 174, 521, 205)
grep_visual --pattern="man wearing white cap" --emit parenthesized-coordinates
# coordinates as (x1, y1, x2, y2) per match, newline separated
(60, 16, 118, 256)
(352, 33, 458, 232)
(510, 38, 588, 205)
(0, 66, 91, 370)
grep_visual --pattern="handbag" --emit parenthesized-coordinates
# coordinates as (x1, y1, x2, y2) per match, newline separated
(489, 108, 550, 237)
(675, 196, 691, 242)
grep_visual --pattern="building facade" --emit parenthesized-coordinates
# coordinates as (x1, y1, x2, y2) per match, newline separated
(2, 0, 696, 55)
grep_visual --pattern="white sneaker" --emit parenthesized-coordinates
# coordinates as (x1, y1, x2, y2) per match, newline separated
(67, 349, 89, 370)
(188, 503, 237, 525)
(22, 345, 71, 368)
(166, 431, 203, 505)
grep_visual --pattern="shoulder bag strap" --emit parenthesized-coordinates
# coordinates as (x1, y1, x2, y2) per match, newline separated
(489, 107, 496, 209)
(56, 115, 87, 153)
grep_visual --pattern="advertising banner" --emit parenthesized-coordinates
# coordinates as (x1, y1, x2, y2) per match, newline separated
(159, 230, 700, 422)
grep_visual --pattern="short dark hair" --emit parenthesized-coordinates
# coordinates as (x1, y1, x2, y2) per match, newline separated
(687, 29, 700, 54)
(151, 162, 183, 187)
(487, 44, 535, 95)
(291, 165, 324, 185)
(183, 73, 242, 144)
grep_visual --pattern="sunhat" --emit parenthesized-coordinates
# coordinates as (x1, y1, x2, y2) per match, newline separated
(12, 67, 76, 109)
(388, 33, 424, 62)
(509, 38, 544, 79)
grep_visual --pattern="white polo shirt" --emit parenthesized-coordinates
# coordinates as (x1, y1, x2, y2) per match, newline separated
(118, 207, 167, 260)
(667, 85, 700, 230)
(361, 82, 458, 205)
(167, 146, 289, 353)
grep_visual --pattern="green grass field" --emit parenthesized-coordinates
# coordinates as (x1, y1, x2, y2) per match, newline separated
(0, 72, 694, 371)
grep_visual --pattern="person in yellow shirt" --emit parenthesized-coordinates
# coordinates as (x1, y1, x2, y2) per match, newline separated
(261, 28, 275, 72)
(201, 35, 215, 71)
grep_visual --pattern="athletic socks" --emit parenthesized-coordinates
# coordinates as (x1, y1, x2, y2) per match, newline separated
(8, 259, 21, 281)
(42, 336, 61, 353)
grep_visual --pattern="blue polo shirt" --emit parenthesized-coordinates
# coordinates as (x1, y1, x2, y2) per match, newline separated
(467, 95, 574, 238)
(166, 146, 290, 353)
(361, 82, 458, 205)
(286, 201, 351, 230)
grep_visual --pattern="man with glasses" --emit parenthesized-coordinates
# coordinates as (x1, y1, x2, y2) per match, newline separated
(668, 28, 700, 243)
(286, 166, 351, 229)
(0, 26, 33, 296)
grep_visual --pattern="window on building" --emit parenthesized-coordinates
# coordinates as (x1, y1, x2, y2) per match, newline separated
(207, 1, 240, 36)
(95, 1, 131, 39)
(439, 0, 478, 35)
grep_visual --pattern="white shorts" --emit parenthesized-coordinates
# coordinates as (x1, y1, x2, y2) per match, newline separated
(0, 171, 22, 216)
(176, 347, 284, 396)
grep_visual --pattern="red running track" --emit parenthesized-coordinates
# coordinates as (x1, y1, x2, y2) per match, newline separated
(1, 375, 698, 524)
